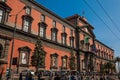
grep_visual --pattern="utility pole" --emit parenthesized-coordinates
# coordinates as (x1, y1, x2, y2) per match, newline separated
(7, 6, 26, 79)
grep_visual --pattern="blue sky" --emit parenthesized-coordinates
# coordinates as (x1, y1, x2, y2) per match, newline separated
(36, 0, 120, 57)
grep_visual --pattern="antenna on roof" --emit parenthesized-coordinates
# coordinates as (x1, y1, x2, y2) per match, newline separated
(82, 10, 85, 17)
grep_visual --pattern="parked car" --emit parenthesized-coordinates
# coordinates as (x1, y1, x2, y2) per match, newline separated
(21, 69, 35, 76)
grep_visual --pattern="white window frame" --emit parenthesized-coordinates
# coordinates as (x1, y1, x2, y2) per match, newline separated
(0, 10, 3, 23)
(62, 36, 65, 44)
(25, 7, 31, 15)
(62, 26, 65, 32)
(1, 0, 6, 2)
(40, 27, 44, 37)
(20, 51, 28, 65)
(41, 14, 45, 22)
(23, 20, 29, 32)
(70, 39, 73, 47)
(62, 58, 67, 67)
(53, 21, 56, 28)
(52, 32, 56, 41)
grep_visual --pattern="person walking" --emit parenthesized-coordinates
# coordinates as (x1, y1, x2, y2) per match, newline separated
(54, 74, 60, 80)
(25, 72, 34, 80)
(77, 74, 81, 80)
(91, 76, 94, 80)
(70, 74, 76, 80)
(28, 72, 34, 80)
(38, 72, 42, 80)
(19, 73, 22, 80)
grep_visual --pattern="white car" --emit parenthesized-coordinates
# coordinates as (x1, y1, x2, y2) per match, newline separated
(21, 69, 35, 76)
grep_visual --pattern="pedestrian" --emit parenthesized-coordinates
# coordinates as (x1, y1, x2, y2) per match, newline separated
(70, 74, 76, 80)
(26, 72, 34, 80)
(67, 74, 71, 80)
(19, 73, 22, 80)
(91, 76, 94, 80)
(25, 74, 28, 80)
(28, 72, 34, 80)
(77, 74, 81, 80)
(54, 74, 60, 80)
(106, 76, 109, 80)
(100, 76, 103, 80)
(49, 72, 53, 80)
(60, 74, 65, 80)
(38, 72, 42, 80)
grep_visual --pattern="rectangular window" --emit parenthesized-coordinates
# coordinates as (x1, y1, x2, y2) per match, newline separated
(41, 14, 45, 22)
(70, 29, 73, 36)
(55, 57, 58, 66)
(82, 60, 85, 69)
(62, 36, 65, 44)
(20, 51, 28, 65)
(40, 27, 44, 37)
(70, 39, 73, 47)
(25, 7, 31, 15)
(62, 58, 67, 67)
(23, 20, 29, 32)
(52, 32, 56, 41)
(52, 56, 58, 67)
(0, 10, 3, 23)
(53, 20, 56, 27)
(62, 26, 65, 32)
(1, 0, 6, 2)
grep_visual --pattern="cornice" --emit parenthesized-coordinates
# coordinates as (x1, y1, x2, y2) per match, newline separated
(95, 39, 114, 51)
(25, 0, 75, 28)
(0, 24, 76, 51)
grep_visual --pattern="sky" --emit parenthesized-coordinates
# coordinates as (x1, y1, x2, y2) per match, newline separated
(36, 0, 120, 57)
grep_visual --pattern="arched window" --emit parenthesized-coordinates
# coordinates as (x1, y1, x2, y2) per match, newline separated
(0, 44, 3, 58)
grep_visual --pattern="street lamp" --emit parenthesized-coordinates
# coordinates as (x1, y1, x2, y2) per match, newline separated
(7, 6, 26, 79)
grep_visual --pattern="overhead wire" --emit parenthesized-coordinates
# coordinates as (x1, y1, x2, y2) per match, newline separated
(96, 0, 120, 32)
(82, 0, 120, 40)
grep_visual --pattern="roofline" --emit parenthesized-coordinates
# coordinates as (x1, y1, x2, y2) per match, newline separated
(95, 39, 114, 51)
(28, 0, 75, 28)
(65, 14, 80, 20)
(65, 14, 94, 29)
(79, 17, 94, 29)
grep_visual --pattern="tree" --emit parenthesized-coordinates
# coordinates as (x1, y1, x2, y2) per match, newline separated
(115, 56, 120, 73)
(88, 54, 94, 72)
(31, 37, 46, 73)
(104, 62, 113, 74)
(69, 49, 76, 70)
(100, 62, 105, 73)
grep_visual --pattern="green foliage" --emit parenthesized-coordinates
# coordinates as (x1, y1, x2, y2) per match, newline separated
(116, 56, 120, 73)
(100, 63, 105, 73)
(84, 36, 90, 43)
(31, 37, 46, 72)
(69, 49, 76, 70)
(104, 62, 115, 74)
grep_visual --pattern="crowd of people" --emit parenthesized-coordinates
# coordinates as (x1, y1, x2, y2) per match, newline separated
(18, 71, 114, 80)
(52, 73, 110, 80)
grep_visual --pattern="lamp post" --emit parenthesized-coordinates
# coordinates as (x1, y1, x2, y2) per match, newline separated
(7, 6, 25, 79)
